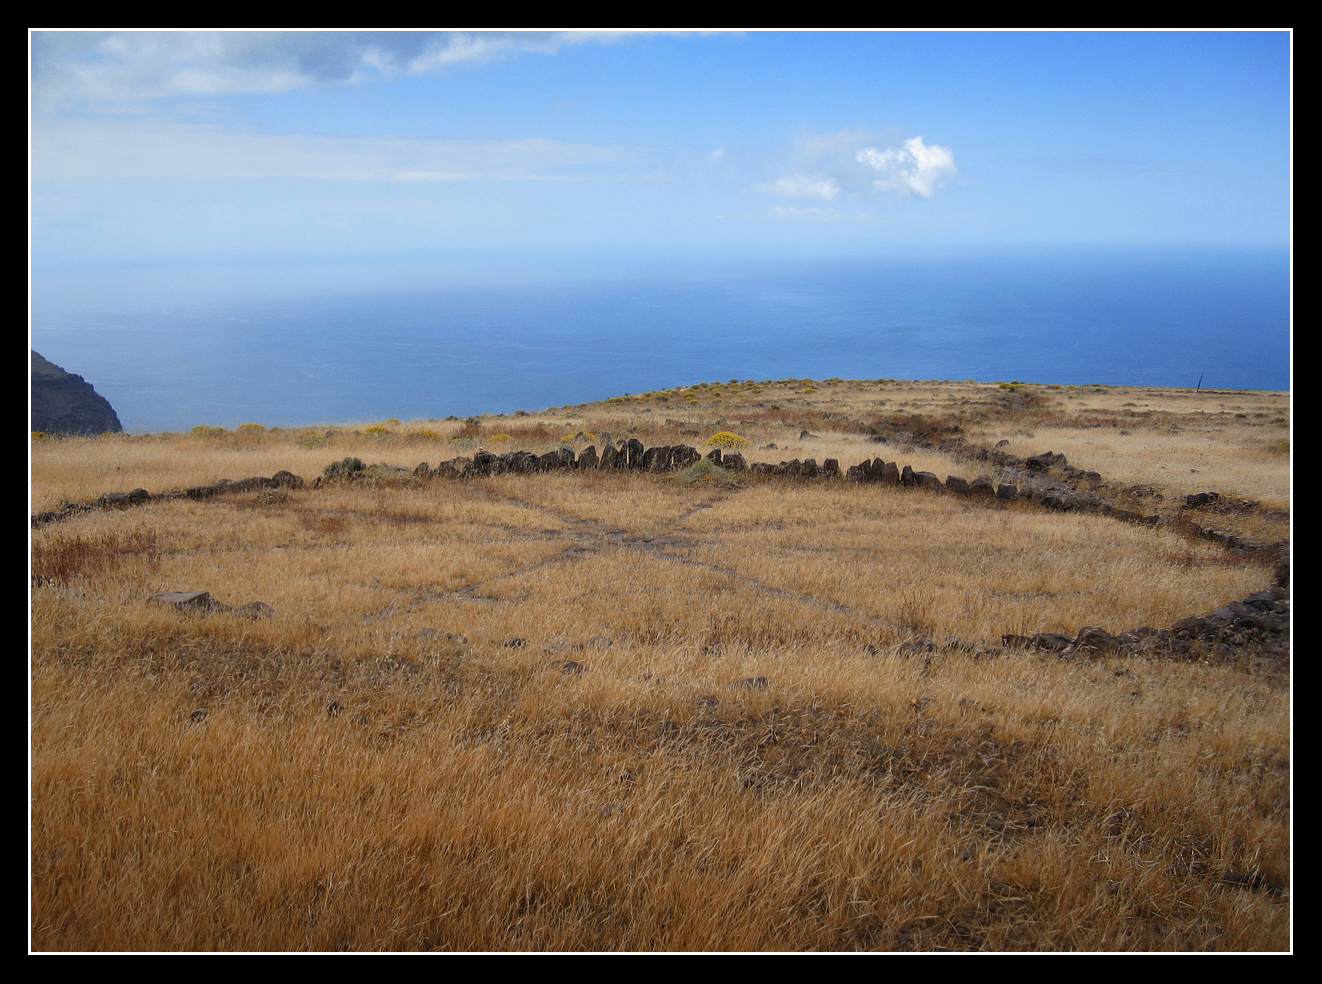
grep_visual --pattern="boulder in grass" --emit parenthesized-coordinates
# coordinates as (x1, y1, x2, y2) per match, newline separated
(1070, 626, 1119, 656)
(150, 591, 224, 614)
(149, 591, 274, 619)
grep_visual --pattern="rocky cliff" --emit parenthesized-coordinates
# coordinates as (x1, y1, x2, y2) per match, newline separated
(31, 351, 123, 435)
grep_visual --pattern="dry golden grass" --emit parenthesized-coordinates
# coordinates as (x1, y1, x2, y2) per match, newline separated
(30, 378, 1290, 952)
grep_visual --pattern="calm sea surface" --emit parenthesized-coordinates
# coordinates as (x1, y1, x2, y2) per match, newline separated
(30, 247, 1290, 433)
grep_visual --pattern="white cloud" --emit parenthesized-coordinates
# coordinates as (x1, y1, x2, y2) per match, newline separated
(855, 136, 957, 198)
(757, 128, 956, 205)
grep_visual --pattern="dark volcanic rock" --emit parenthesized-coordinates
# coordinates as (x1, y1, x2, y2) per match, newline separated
(1070, 626, 1120, 656)
(31, 351, 123, 435)
(645, 445, 676, 472)
(672, 445, 702, 469)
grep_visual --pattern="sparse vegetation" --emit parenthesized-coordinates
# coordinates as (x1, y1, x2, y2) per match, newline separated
(679, 458, 733, 484)
(30, 378, 1290, 951)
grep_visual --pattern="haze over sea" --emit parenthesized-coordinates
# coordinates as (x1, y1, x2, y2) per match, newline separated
(32, 245, 1288, 434)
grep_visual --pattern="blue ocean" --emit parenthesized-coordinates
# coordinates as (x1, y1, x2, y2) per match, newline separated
(30, 246, 1290, 434)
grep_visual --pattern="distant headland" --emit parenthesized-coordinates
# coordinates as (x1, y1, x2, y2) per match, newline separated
(30, 351, 123, 436)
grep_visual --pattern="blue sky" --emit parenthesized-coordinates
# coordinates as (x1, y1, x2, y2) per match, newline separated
(30, 30, 1291, 268)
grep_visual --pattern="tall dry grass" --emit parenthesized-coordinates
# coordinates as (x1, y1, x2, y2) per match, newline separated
(31, 380, 1290, 951)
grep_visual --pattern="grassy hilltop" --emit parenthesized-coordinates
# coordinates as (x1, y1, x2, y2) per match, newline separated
(30, 378, 1290, 951)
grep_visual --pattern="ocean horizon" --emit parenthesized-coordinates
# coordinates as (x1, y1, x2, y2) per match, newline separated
(30, 245, 1290, 434)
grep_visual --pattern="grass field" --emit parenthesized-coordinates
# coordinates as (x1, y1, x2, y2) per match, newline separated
(30, 378, 1290, 951)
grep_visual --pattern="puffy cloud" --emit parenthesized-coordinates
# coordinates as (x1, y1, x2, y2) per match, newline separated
(757, 129, 956, 206)
(855, 136, 957, 198)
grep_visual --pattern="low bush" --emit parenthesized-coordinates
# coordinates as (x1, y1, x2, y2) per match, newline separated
(705, 431, 752, 449)
(322, 456, 365, 480)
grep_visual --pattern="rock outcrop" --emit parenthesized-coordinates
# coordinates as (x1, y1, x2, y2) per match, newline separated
(31, 351, 123, 435)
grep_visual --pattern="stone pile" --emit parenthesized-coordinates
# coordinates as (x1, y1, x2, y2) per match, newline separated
(32, 471, 305, 526)
(1003, 582, 1290, 664)
(408, 441, 712, 479)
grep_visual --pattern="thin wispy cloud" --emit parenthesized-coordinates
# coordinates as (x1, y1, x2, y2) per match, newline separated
(757, 174, 841, 201)
(31, 31, 638, 112)
(33, 119, 645, 183)
(768, 205, 837, 220)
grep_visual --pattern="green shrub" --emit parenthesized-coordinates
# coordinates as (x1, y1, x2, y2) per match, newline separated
(322, 457, 365, 480)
